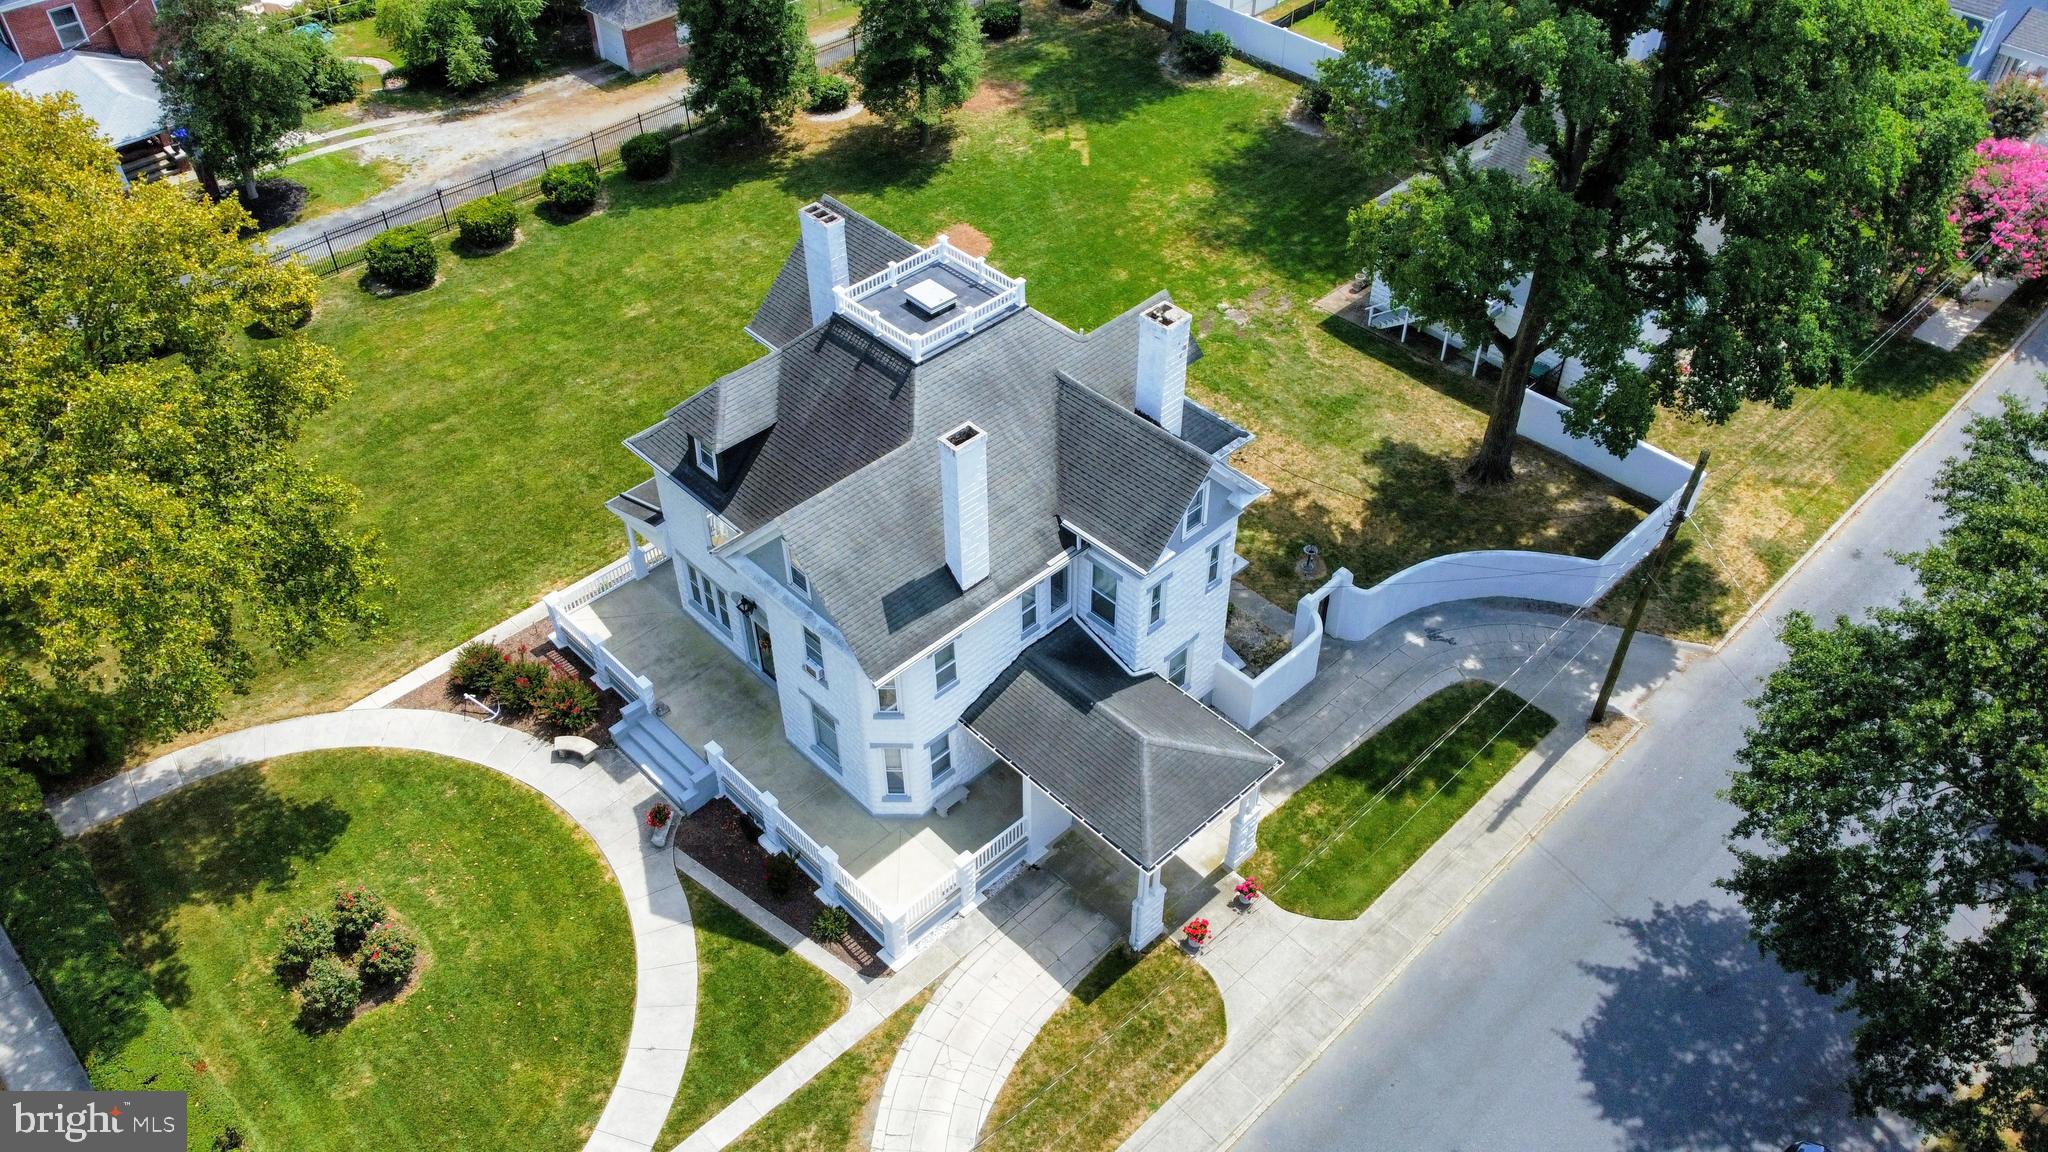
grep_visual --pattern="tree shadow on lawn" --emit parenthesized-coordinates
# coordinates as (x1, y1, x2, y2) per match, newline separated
(82, 767, 350, 1009)
(989, 4, 1184, 133)
(1201, 119, 1386, 290)
(1566, 900, 1914, 1152)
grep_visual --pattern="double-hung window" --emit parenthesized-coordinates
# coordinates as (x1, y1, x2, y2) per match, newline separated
(1208, 542, 1224, 587)
(877, 680, 900, 716)
(803, 628, 827, 686)
(692, 436, 719, 479)
(1168, 645, 1190, 689)
(1049, 566, 1070, 613)
(1149, 581, 1166, 630)
(788, 562, 810, 596)
(810, 702, 841, 770)
(685, 562, 708, 610)
(934, 642, 958, 694)
(1019, 591, 1039, 637)
(1089, 563, 1118, 628)
(928, 732, 955, 785)
(48, 5, 87, 49)
(685, 563, 732, 634)
(1183, 484, 1208, 536)
(883, 748, 908, 797)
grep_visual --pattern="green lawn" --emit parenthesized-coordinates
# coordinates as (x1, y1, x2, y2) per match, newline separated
(79, 749, 635, 1152)
(1278, 7, 1340, 46)
(327, 17, 397, 61)
(656, 876, 848, 1148)
(183, 0, 1652, 746)
(726, 989, 934, 1152)
(276, 151, 402, 220)
(1247, 681, 1556, 920)
(804, 0, 861, 38)
(981, 945, 1223, 1152)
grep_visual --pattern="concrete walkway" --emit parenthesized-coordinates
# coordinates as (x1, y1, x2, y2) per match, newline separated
(0, 926, 88, 1091)
(871, 882, 1118, 1152)
(48, 710, 696, 1152)
(1116, 600, 1689, 1151)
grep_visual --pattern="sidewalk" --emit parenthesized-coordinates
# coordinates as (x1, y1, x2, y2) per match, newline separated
(0, 926, 88, 1092)
(49, 710, 695, 1152)
(1118, 601, 1687, 1151)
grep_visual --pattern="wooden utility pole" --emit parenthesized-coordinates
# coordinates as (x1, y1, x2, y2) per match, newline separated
(1589, 449, 1710, 725)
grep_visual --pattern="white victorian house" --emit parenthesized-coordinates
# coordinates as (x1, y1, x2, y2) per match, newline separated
(549, 197, 1279, 964)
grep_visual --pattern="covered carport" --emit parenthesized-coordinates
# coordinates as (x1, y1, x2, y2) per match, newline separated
(964, 622, 1279, 949)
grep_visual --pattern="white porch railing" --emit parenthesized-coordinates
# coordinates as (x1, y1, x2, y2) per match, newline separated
(544, 545, 664, 703)
(833, 239, 1027, 363)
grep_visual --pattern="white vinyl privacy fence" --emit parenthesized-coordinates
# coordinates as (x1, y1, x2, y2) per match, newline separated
(1211, 390, 1701, 731)
(1134, 0, 1340, 80)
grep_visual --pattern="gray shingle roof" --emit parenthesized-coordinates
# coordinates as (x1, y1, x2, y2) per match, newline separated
(2005, 7, 2048, 55)
(627, 199, 1249, 678)
(1951, 0, 2000, 21)
(749, 195, 921, 350)
(963, 622, 1276, 869)
(582, 0, 676, 27)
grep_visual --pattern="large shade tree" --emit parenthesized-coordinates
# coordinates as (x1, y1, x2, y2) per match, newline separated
(853, 0, 982, 146)
(155, 0, 318, 199)
(0, 91, 386, 774)
(1723, 395, 2048, 1149)
(1323, 0, 1987, 483)
(676, 0, 813, 136)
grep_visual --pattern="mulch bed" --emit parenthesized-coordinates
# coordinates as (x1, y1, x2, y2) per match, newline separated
(391, 618, 628, 743)
(675, 798, 890, 978)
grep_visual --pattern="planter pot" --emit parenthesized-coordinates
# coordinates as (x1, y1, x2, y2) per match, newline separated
(1234, 893, 1260, 911)
(1181, 936, 1207, 954)
(649, 822, 672, 849)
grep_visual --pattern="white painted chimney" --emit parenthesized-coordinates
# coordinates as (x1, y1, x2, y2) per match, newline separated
(800, 202, 848, 328)
(940, 422, 990, 590)
(1135, 300, 1191, 436)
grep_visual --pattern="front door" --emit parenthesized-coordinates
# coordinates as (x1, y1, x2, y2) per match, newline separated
(751, 619, 777, 680)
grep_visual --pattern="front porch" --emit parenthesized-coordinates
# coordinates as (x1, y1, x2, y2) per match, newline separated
(548, 558, 1028, 966)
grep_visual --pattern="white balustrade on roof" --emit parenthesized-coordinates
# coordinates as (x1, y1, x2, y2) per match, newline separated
(832, 236, 1027, 364)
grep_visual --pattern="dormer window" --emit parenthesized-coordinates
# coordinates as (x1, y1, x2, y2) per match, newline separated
(692, 436, 719, 479)
(789, 561, 810, 596)
(1183, 484, 1208, 535)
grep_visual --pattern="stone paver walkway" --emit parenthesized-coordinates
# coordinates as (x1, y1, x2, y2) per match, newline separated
(871, 881, 1118, 1152)
(0, 925, 88, 1091)
(1117, 600, 1689, 1151)
(1912, 275, 2019, 351)
(48, 710, 695, 1152)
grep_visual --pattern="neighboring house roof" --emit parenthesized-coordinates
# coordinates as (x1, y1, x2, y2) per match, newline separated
(963, 622, 1277, 869)
(581, 0, 676, 27)
(2004, 6, 2048, 55)
(1951, 0, 2000, 21)
(1, 51, 164, 146)
(628, 196, 1251, 680)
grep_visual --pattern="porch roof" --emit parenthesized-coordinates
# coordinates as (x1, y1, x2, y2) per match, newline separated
(962, 622, 1277, 870)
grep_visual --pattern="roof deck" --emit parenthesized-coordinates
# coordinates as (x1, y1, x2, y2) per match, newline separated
(833, 236, 1027, 363)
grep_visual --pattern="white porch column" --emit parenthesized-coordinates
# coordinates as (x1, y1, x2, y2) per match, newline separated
(757, 790, 788, 855)
(706, 741, 728, 800)
(881, 912, 910, 969)
(815, 845, 843, 908)
(955, 851, 980, 915)
(1129, 866, 1166, 951)
(1226, 786, 1262, 871)
(624, 520, 648, 578)
(1022, 777, 1072, 864)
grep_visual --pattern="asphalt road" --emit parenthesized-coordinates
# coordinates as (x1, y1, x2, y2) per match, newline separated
(1235, 311, 2048, 1152)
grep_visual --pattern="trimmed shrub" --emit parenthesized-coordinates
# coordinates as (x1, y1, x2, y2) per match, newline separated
(453, 194, 517, 250)
(621, 131, 672, 180)
(449, 641, 506, 692)
(247, 266, 319, 334)
(1300, 78, 1332, 121)
(307, 47, 362, 106)
(298, 954, 361, 1027)
(275, 910, 335, 979)
(537, 675, 600, 733)
(979, 0, 1022, 37)
(0, 766, 249, 1148)
(362, 225, 437, 289)
(811, 905, 851, 942)
(332, 884, 387, 951)
(1177, 30, 1229, 76)
(357, 921, 419, 987)
(807, 74, 851, 114)
(540, 161, 599, 215)
(493, 659, 554, 715)
(763, 851, 803, 898)
(1990, 74, 2048, 140)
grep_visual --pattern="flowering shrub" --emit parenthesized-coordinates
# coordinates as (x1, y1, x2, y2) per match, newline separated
(1235, 876, 1262, 900)
(1953, 137, 2048, 281)
(449, 641, 506, 692)
(357, 922, 419, 987)
(536, 674, 600, 732)
(1989, 76, 2048, 141)
(493, 658, 554, 715)
(1183, 917, 1211, 945)
(298, 955, 361, 1027)
(646, 802, 673, 829)
(333, 884, 388, 951)
(275, 910, 334, 979)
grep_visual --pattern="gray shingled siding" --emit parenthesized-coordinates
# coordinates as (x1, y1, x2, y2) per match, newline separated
(964, 622, 1274, 868)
